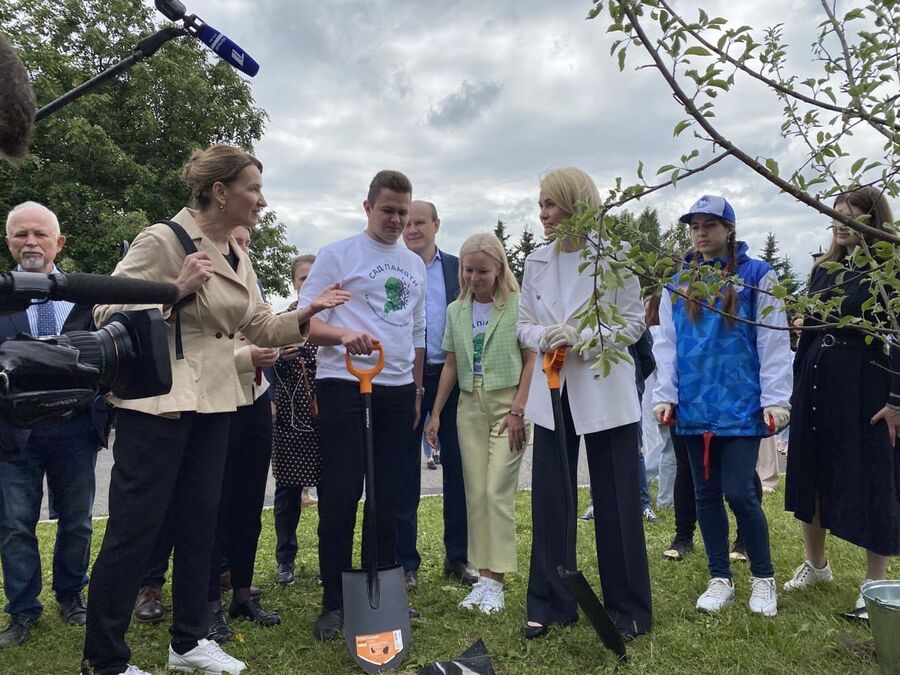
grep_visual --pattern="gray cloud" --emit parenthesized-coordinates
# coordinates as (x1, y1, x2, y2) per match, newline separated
(424, 80, 503, 127)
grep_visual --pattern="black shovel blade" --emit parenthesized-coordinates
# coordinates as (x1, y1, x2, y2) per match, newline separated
(343, 564, 411, 673)
(558, 566, 627, 661)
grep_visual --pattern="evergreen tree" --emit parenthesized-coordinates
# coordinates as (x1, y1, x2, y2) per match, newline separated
(510, 224, 538, 283)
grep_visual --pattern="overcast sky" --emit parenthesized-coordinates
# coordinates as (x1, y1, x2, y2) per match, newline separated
(172, 0, 887, 305)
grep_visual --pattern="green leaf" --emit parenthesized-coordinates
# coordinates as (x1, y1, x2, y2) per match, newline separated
(685, 46, 711, 57)
(765, 158, 780, 176)
(673, 120, 692, 137)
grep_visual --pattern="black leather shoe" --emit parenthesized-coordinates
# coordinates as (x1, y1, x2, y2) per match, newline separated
(275, 562, 295, 586)
(59, 593, 88, 626)
(229, 597, 280, 627)
(523, 621, 548, 640)
(444, 559, 479, 585)
(404, 570, 417, 591)
(313, 609, 343, 642)
(207, 608, 234, 643)
(0, 615, 35, 648)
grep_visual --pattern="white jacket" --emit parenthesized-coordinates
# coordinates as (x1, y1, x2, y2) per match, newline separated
(517, 243, 645, 435)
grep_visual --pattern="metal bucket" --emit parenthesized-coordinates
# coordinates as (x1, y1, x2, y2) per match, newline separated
(862, 580, 900, 675)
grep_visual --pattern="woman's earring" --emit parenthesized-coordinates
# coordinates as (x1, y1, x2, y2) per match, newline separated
(220, 201, 226, 211)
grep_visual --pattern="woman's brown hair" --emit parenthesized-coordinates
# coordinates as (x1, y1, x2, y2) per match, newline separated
(684, 219, 739, 326)
(812, 186, 895, 274)
(181, 144, 263, 210)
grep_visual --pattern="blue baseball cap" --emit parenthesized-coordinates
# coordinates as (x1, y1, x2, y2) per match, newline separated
(679, 195, 736, 225)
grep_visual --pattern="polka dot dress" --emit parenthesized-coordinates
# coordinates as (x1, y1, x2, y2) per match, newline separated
(271, 302, 322, 487)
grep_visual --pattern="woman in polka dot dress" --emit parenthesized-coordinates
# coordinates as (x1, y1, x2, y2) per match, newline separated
(272, 255, 323, 585)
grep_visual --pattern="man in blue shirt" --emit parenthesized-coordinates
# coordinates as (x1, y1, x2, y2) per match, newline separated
(398, 200, 477, 590)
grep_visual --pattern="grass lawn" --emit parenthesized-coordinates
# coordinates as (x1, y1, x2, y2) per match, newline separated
(0, 487, 891, 674)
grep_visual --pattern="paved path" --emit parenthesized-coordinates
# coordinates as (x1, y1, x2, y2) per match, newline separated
(41, 436, 593, 519)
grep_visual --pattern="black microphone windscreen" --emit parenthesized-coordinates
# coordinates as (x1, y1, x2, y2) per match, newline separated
(0, 33, 36, 164)
(59, 273, 180, 306)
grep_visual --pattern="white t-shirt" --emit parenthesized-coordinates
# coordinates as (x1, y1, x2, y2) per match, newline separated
(471, 300, 492, 378)
(300, 232, 426, 386)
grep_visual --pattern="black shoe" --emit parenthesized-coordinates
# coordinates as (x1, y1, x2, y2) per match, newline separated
(523, 621, 548, 640)
(207, 608, 234, 643)
(426, 459, 437, 470)
(275, 562, 295, 586)
(663, 537, 694, 561)
(444, 559, 479, 585)
(58, 593, 88, 626)
(229, 597, 280, 627)
(404, 570, 417, 591)
(432, 451, 441, 465)
(313, 609, 343, 642)
(0, 615, 34, 648)
(249, 584, 263, 599)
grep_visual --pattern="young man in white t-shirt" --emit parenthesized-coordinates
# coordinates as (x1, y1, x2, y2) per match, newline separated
(300, 170, 426, 642)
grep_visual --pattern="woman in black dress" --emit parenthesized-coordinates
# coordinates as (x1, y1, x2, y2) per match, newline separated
(272, 255, 323, 586)
(784, 187, 900, 618)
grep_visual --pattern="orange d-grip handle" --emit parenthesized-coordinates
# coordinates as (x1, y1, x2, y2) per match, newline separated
(542, 348, 567, 390)
(345, 341, 384, 394)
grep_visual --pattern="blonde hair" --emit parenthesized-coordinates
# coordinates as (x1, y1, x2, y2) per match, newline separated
(181, 144, 262, 210)
(290, 254, 315, 280)
(539, 167, 601, 217)
(457, 233, 519, 307)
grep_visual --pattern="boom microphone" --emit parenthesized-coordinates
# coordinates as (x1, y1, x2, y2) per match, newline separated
(0, 272, 179, 310)
(189, 18, 259, 77)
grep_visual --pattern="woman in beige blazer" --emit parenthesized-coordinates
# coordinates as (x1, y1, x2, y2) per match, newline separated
(82, 145, 348, 675)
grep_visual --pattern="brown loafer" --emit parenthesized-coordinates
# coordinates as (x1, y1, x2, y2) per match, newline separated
(133, 585, 165, 624)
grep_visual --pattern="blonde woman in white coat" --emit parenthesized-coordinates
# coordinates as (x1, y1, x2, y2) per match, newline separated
(517, 167, 652, 641)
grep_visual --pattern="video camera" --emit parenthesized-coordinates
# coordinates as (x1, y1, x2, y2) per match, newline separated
(0, 271, 178, 428)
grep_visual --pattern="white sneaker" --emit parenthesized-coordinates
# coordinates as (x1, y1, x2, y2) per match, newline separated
(849, 578, 875, 620)
(749, 576, 778, 617)
(458, 579, 488, 609)
(696, 578, 735, 613)
(119, 667, 151, 675)
(478, 579, 505, 615)
(783, 560, 833, 591)
(168, 638, 246, 674)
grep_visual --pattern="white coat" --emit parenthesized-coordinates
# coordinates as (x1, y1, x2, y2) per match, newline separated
(516, 242, 645, 435)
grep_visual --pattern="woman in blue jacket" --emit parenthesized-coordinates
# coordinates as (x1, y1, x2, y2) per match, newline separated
(653, 195, 792, 616)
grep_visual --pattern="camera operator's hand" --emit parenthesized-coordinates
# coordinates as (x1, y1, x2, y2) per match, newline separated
(175, 251, 214, 300)
(250, 346, 280, 368)
(308, 283, 351, 314)
(341, 331, 377, 355)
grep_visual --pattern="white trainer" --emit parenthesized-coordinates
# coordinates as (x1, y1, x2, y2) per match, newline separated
(459, 579, 488, 609)
(749, 576, 778, 616)
(168, 638, 246, 674)
(783, 560, 833, 591)
(696, 577, 735, 613)
(120, 667, 151, 675)
(478, 579, 505, 615)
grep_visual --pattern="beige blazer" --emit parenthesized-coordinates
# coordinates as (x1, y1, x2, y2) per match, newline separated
(95, 208, 306, 416)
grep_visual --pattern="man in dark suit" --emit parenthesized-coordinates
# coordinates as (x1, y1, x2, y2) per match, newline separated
(0, 202, 108, 648)
(398, 200, 477, 589)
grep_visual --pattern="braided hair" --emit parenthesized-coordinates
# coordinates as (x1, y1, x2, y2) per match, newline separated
(684, 219, 738, 327)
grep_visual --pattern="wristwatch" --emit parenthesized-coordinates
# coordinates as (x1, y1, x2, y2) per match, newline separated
(416, 386, 426, 397)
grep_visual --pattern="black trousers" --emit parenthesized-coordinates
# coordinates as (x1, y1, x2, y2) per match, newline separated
(83, 409, 231, 675)
(672, 431, 697, 541)
(208, 394, 273, 599)
(317, 379, 416, 611)
(274, 482, 304, 565)
(395, 365, 468, 572)
(526, 389, 653, 636)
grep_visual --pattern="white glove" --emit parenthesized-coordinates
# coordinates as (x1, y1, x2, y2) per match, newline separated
(653, 403, 674, 425)
(763, 405, 790, 432)
(539, 324, 579, 352)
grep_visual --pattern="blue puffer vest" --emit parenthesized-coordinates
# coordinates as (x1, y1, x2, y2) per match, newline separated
(669, 241, 772, 437)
